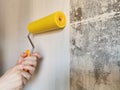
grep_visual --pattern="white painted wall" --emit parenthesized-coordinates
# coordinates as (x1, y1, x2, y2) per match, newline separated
(0, 0, 70, 90)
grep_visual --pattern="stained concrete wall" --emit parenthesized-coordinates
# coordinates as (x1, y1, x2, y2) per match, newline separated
(0, 0, 70, 90)
(70, 0, 120, 90)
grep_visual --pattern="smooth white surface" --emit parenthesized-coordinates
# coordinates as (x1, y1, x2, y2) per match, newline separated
(0, 0, 70, 90)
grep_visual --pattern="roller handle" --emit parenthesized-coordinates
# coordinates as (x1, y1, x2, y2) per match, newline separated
(24, 49, 31, 72)
(25, 49, 31, 57)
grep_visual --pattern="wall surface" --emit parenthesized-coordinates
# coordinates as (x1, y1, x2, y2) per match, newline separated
(70, 0, 120, 90)
(1, 0, 119, 90)
(0, 0, 70, 90)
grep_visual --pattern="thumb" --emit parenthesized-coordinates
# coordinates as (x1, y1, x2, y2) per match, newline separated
(17, 52, 27, 64)
(21, 52, 27, 58)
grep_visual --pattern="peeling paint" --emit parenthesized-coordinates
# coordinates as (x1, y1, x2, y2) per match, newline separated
(70, 0, 120, 89)
(70, 0, 120, 23)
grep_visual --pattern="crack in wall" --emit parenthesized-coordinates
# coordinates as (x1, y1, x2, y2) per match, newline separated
(71, 12, 120, 25)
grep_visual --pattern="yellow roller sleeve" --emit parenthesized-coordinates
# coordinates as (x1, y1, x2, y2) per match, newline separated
(28, 11, 66, 34)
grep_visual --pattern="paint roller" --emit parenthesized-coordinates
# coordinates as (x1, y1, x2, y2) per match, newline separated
(25, 11, 66, 56)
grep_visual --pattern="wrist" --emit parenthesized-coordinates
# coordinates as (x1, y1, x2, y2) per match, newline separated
(0, 76, 4, 90)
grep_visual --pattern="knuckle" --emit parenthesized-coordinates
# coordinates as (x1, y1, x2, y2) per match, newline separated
(30, 71, 34, 75)
(34, 57, 37, 61)
(32, 56, 37, 60)
(34, 61, 37, 66)
(28, 74, 31, 79)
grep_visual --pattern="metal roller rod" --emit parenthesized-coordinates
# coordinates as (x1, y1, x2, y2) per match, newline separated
(28, 33, 35, 54)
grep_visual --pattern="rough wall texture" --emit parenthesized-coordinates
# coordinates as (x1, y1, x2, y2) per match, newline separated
(70, 0, 120, 90)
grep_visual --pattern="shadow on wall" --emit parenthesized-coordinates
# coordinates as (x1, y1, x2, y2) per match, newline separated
(0, 5, 5, 76)
(0, 42, 4, 76)
(0, 0, 31, 75)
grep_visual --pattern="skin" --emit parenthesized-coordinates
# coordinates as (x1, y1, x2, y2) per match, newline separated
(0, 52, 41, 90)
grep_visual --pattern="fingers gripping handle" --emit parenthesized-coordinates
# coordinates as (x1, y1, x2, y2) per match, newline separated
(25, 50, 31, 72)
(24, 34, 35, 72)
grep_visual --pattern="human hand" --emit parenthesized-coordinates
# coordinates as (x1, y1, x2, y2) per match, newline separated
(0, 64, 27, 90)
(18, 52, 41, 75)
(0, 52, 41, 90)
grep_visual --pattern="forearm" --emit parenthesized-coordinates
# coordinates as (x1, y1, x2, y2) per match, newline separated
(0, 52, 40, 90)
(0, 76, 5, 90)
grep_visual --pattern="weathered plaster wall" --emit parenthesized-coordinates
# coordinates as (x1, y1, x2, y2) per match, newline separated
(70, 0, 120, 90)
